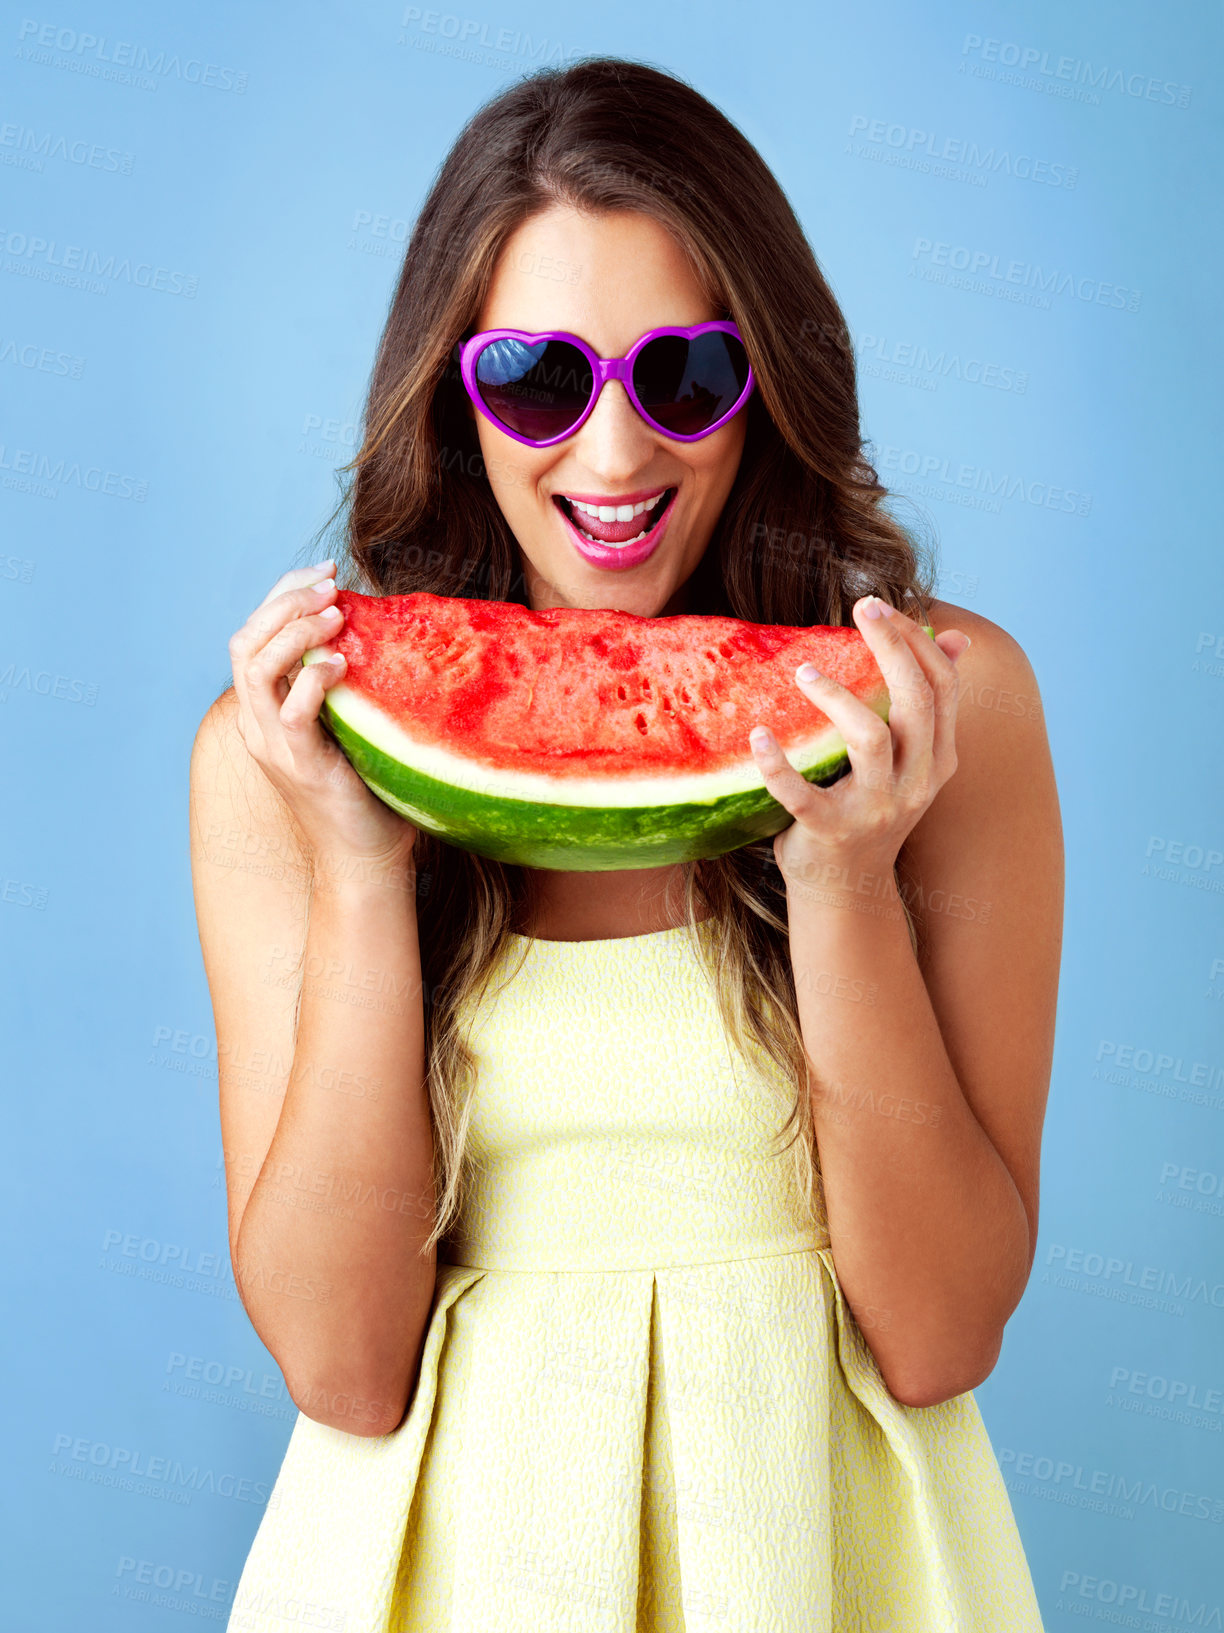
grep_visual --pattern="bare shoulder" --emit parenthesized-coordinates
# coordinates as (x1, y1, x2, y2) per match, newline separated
(901, 595, 1059, 877)
(189, 686, 311, 885)
(191, 684, 268, 814)
(923, 597, 1046, 717)
(917, 597, 1057, 846)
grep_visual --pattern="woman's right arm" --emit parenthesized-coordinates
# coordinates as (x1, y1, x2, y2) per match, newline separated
(188, 563, 435, 1438)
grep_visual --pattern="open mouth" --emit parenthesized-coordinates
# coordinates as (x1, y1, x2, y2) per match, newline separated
(553, 487, 677, 549)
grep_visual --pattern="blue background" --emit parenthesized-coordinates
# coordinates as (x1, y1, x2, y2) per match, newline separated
(3, 1, 1222, 1626)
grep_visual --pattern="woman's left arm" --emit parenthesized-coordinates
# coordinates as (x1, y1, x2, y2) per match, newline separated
(748, 594, 1064, 1410)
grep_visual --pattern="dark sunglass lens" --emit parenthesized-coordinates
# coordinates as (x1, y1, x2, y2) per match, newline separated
(474, 338, 592, 440)
(632, 332, 750, 436)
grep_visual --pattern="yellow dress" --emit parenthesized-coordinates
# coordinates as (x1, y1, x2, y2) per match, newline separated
(228, 922, 1046, 1632)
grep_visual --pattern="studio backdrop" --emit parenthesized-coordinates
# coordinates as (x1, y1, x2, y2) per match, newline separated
(3, 2, 1221, 1628)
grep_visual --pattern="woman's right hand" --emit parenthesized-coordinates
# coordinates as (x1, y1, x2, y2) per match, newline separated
(228, 561, 418, 871)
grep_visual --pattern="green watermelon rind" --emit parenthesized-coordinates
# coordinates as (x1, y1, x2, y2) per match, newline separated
(312, 680, 888, 872)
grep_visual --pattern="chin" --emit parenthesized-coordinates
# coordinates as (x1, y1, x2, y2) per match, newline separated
(528, 557, 692, 618)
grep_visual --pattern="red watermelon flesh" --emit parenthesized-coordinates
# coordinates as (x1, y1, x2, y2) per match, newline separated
(303, 592, 895, 870)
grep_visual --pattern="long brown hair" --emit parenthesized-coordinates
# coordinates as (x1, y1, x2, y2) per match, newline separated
(300, 56, 937, 1252)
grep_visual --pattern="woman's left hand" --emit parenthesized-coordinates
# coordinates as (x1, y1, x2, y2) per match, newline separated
(748, 595, 971, 891)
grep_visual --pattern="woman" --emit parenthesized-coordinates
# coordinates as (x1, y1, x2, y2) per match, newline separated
(191, 56, 1061, 1632)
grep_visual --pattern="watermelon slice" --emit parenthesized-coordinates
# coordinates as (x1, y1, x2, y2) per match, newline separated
(303, 592, 912, 871)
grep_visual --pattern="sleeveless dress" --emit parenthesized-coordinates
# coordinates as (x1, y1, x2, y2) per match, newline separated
(227, 921, 1046, 1632)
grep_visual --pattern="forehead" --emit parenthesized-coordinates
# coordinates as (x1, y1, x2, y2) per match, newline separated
(476, 205, 718, 352)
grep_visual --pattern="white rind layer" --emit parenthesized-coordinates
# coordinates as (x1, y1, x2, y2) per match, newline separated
(304, 655, 854, 809)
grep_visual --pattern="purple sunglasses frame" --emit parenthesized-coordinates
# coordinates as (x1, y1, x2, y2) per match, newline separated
(456, 320, 755, 447)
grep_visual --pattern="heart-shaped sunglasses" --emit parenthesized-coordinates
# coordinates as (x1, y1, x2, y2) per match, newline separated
(455, 321, 754, 447)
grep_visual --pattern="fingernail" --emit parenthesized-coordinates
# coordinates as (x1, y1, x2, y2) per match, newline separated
(750, 726, 773, 750)
(861, 597, 883, 620)
(311, 558, 335, 571)
(797, 662, 820, 683)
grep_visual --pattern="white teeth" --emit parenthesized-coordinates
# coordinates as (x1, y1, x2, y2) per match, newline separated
(568, 490, 666, 522)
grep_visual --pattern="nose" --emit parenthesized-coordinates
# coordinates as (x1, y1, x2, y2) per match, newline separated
(571, 377, 659, 476)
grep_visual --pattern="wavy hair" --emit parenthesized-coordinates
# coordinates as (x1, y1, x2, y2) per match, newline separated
(301, 56, 938, 1253)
